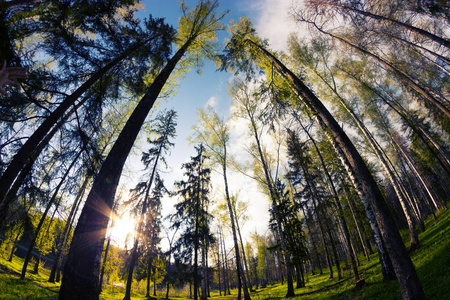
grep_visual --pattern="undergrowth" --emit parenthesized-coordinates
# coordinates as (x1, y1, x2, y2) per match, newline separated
(0, 206, 448, 299)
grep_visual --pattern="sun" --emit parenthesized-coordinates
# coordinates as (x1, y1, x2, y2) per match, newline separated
(109, 213, 137, 249)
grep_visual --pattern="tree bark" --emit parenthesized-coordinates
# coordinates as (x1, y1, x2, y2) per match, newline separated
(244, 94, 295, 297)
(59, 41, 191, 300)
(295, 117, 359, 279)
(222, 160, 250, 300)
(248, 40, 423, 298)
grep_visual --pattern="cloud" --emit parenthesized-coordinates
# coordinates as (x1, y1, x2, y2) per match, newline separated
(252, 0, 297, 52)
(205, 96, 218, 109)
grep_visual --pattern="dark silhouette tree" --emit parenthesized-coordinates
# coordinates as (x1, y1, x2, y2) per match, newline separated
(59, 2, 226, 299)
(170, 144, 213, 300)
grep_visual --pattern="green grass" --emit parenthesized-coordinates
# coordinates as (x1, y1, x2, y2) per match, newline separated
(1, 207, 449, 299)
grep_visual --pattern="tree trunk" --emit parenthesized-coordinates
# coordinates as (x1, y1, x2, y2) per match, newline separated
(99, 235, 111, 293)
(21, 149, 81, 279)
(222, 147, 250, 300)
(0, 41, 149, 207)
(0, 101, 83, 230)
(59, 41, 191, 300)
(295, 116, 359, 279)
(216, 244, 222, 296)
(249, 40, 422, 297)
(312, 74, 421, 249)
(32, 254, 41, 274)
(220, 229, 230, 296)
(201, 240, 207, 300)
(5, 0, 42, 9)
(314, 27, 450, 119)
(235, 206, 253, 291)
(246, 102, 294, 297)
(146, 257, 153, 298)
(49, 175, 91, 283)
(345, 190, 370, 262)
(300, 204, 322, 274)
(312, 196, 334, 279)
(321, 1, 450, 49)
(124, 130, 164, 300)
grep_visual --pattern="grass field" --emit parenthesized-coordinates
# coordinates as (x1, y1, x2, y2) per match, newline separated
(0, 206, 448, 300)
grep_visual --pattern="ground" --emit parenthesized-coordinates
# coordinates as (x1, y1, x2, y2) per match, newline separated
(0, 205, 448, 300)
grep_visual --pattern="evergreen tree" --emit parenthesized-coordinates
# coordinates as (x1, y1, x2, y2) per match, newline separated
(170, 144, 213, 300)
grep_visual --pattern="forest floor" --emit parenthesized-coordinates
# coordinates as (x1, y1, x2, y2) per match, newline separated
(0, 205, 448, 300)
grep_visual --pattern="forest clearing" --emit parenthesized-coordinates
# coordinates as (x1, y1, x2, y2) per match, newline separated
(0, 0, 449, 300)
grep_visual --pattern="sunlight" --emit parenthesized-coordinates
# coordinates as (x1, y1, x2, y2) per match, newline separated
(109, 213, 137, 249)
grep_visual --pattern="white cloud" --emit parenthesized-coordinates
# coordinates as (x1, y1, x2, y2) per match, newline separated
(205, 96, 218, 109)
(252, 0, 297, 52)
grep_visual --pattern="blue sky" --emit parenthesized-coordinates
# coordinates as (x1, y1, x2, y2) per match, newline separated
(113, 0, 298, 248)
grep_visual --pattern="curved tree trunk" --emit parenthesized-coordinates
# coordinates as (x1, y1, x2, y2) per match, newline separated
(319, 1, 450, 49)
(0, 101, 83, 229)
(59, 41, 192, 300)
(21, 148, 82, 279)
(248, 40, 422, 297)
(0, 41, 149, 207)
(314, 73, 420, 249)
(222, 159, 251, 300)
(316, 28, 450, 119)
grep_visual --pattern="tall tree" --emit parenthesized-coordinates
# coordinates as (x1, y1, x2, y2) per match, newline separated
(229, 79, 295, 297)
(170, 144, 213, 300)
(221, 17, 424, 299)
(59, 2, 226, 299)
(191, 107, 251, 300)
(123, 109, 177, 300)
(0, 15, 174, 209)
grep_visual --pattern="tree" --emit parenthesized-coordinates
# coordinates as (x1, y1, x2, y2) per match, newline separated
(170, 144, 213, 300)
(191, 106, 251, 300)
(0, 13, 174, 210)
(59, 2, 227, 299)
(123, 109, 176, 300)
(221, 17, 424, 299)
(229, 78, 295, 297)
(304, 0, 450, 49)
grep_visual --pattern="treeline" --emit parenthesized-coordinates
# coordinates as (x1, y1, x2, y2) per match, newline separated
(0, 1, 448, 300)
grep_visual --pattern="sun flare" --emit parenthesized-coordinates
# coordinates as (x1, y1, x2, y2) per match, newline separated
(109, 214, 137, 248)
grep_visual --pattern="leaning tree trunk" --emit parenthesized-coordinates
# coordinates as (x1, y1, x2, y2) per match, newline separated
(247, 109, 295, 297)
(0, 40, 151, 207)
(21, 149, 82, 279)
(59, 41, 192, 300)
(0, 101, 83, 229)
(320, 1, 450, 49)
(296, 117, 359, 279)
(315, 27, 450, 119)
(312, 74, 421, 249)
(345, 71, 450, 175)
(248, 40, 423, 298)
(222, 157, 251, 300)
(49, 174, 91, 283)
